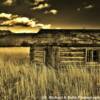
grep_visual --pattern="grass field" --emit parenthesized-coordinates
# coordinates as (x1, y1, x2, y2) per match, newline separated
(0, 48, 100, 100)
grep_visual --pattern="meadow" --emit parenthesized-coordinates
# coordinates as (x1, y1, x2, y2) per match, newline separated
(0, 47, 100, 100)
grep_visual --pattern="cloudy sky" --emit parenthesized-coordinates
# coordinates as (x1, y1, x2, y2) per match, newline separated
(0, 0, 100, 33)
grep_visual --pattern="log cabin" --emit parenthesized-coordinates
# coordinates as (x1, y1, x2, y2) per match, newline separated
(0, 29, 100, 67)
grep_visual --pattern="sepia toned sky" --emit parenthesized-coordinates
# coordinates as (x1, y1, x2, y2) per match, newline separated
(0, 0, 100, 33)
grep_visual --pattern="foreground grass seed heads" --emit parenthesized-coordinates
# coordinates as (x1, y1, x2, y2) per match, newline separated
(0, 48, 100, 99)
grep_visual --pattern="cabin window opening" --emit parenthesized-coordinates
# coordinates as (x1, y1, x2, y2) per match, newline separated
(93, 50, 99, 62)
(86, 49, 99, 62)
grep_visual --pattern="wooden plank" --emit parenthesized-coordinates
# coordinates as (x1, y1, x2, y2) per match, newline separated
(34, 58, 44, 62)
(34, 56, 44, 58)
(60, 49, 84, 52)
(34, 51, 44, 53)
(60, 58, 84, 61)
(60, 51, 84, 53)
(60, 53, 84, 57)
(34, 54, 44, 56)
(60, 47, 84, 50)
(60, 61, 83, 63)
(34, 52, 44, 54)
(30, 46, 45, 64)
(61, 57, 84, 59)
(61, 47, 83, 49)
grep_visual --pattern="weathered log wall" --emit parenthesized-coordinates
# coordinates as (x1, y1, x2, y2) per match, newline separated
(30, 46, 86, 66)
(30, 46, 100, 67)
(30, 46, 45, 64)
(59, 47, 85, 64)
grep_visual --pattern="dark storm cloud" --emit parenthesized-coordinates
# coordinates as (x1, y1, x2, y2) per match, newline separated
(0, 13, 51, 29)
(0, 0, 100, 29)
(0, 0, 55, 29)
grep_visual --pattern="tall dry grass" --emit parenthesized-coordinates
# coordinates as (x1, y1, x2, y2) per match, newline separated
(0, 48, 100, 99)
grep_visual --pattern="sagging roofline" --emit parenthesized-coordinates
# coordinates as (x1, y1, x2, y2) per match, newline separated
(1, 29, 100, 36)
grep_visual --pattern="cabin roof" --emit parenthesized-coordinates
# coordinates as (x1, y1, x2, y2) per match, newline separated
(1, 29, 100, 35)
(3, 29, 100, 37)
(38, 29, 100, 34)
(0, 29, 100, 47)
